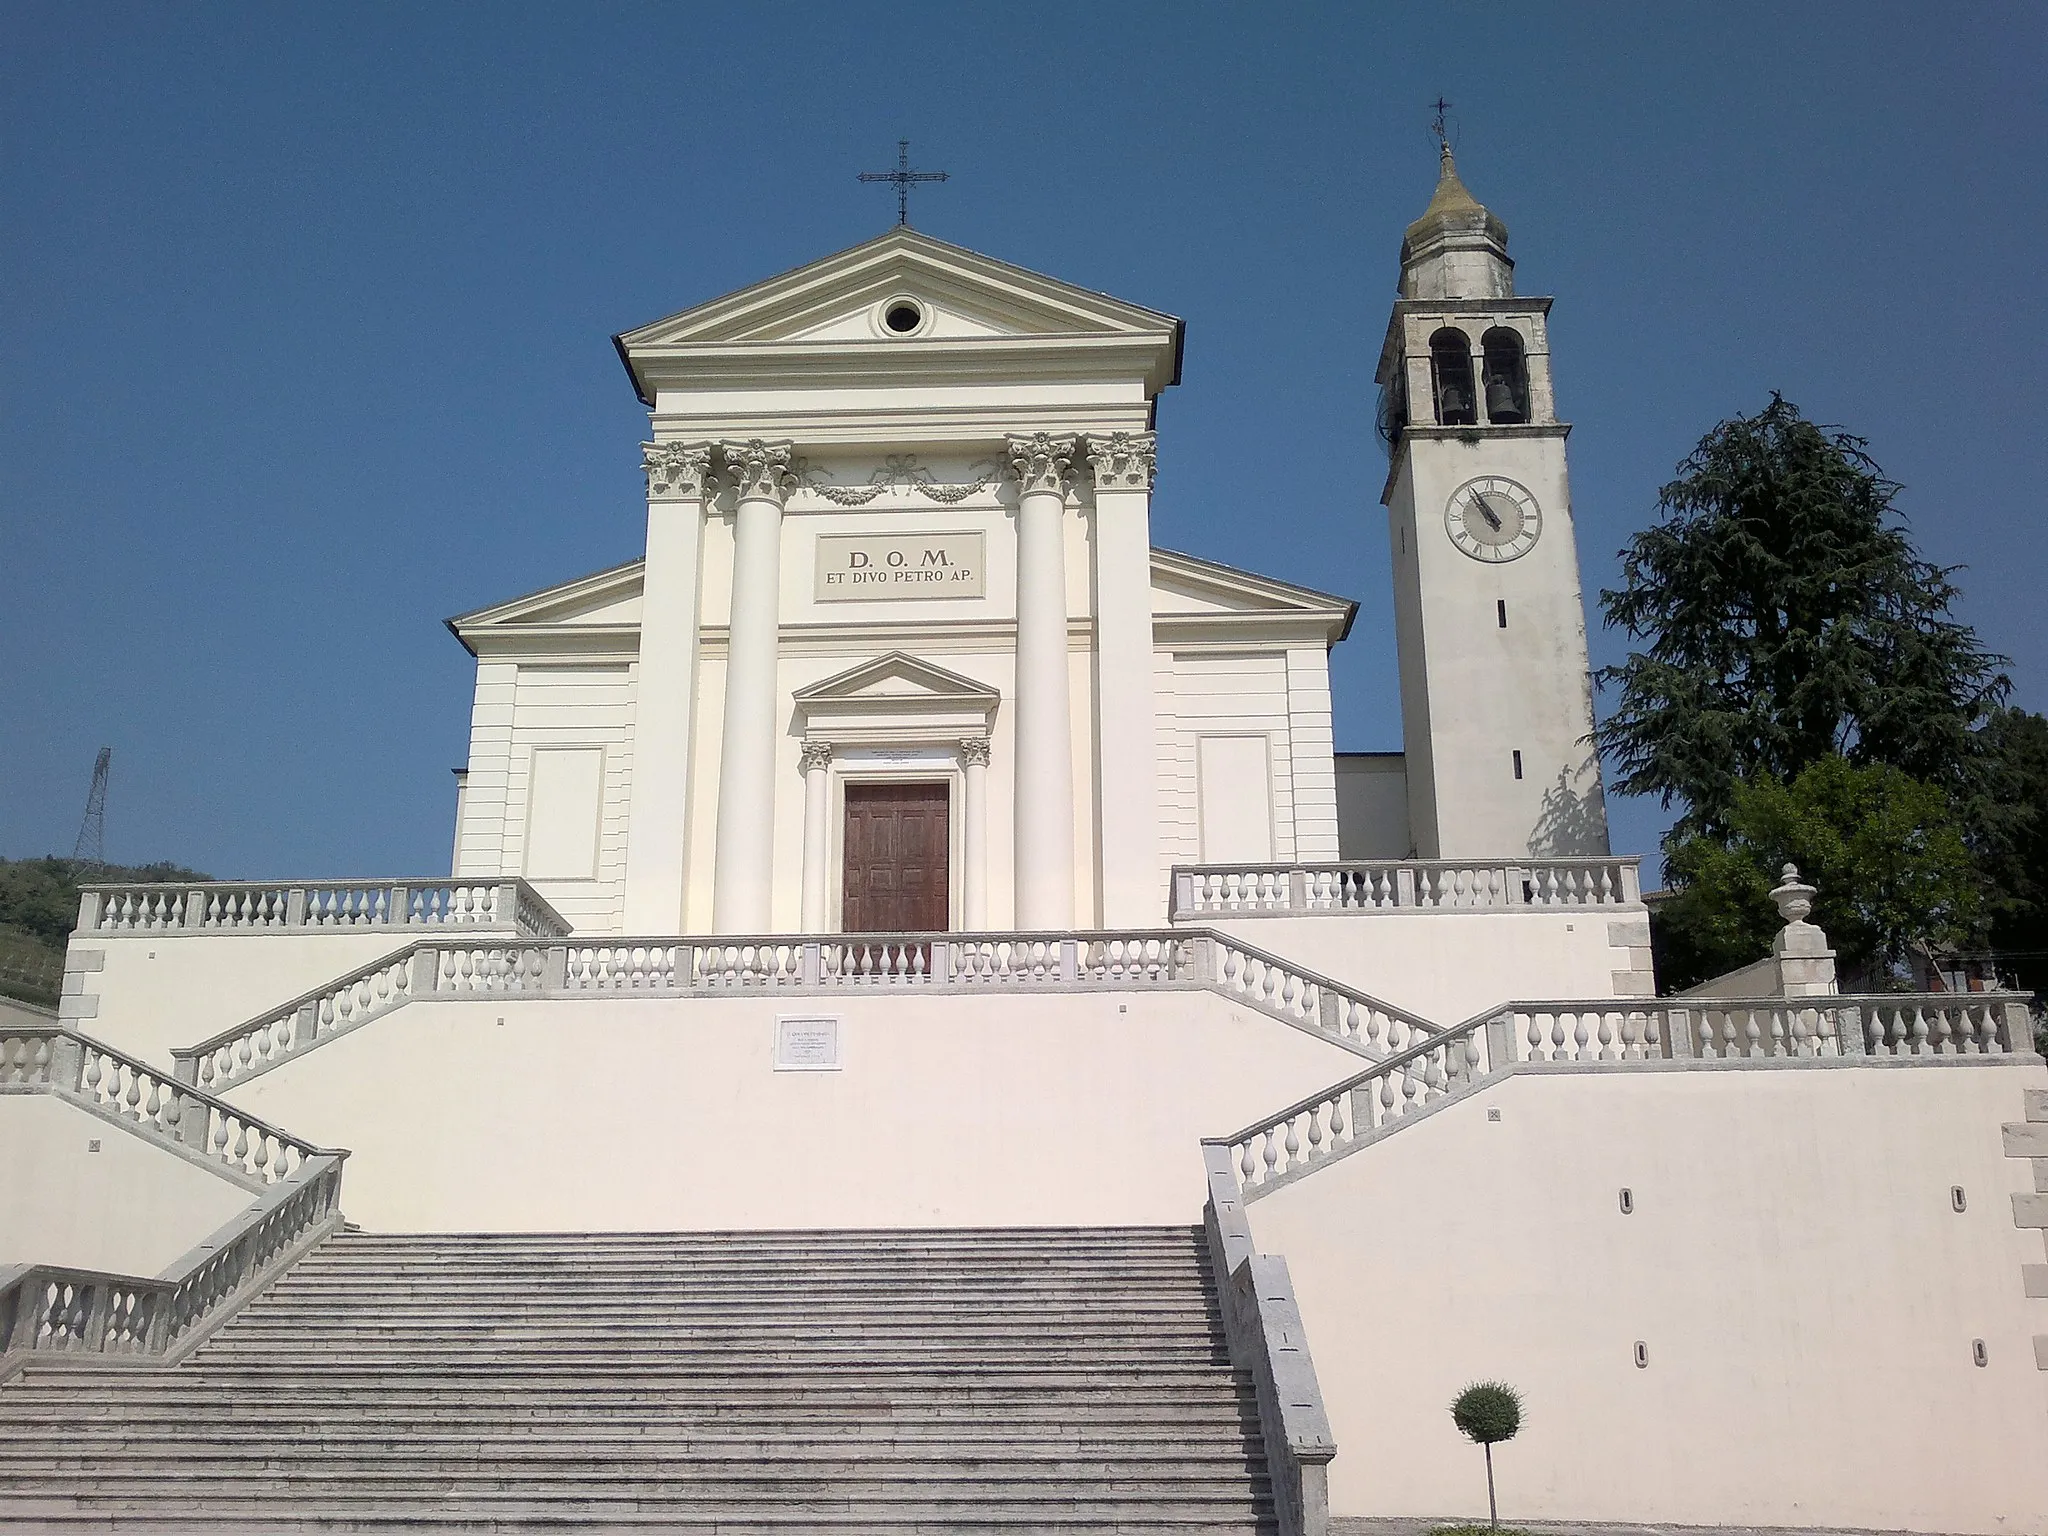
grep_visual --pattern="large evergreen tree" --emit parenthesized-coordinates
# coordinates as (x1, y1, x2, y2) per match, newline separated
(1594, 396, 2009, 838)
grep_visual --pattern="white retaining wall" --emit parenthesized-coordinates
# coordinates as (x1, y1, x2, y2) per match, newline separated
(1246, 1058, 2048, 1534)
(221, 989, 1361, 1232)
(1205, 909, 1652, 1024)
(63, 932, 415, 1071)
(0, 1095, 253, 1277)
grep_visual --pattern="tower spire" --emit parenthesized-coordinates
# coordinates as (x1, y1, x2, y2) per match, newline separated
(1398, 136, 1513, 301)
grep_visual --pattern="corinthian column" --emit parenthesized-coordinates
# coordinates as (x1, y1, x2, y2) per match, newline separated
(623, 441, 714, 933)
(1007, 433, 1077, 928)
(711, 439, 799, 934)
(1085, 432, 1161, 927)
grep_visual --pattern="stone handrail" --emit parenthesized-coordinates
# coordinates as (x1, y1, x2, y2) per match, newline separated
(1202, 1145, 1332, 1536)
(174, 928, 1444, 1091)
(75, 878, 572, 939)
(0, 1154, 345, 1382)
(1211, 990, 2040, 1200)
(1, 1022, 328, 1187)
(1172, 856, 1643, 919)
(0, 1020, 348, 1380)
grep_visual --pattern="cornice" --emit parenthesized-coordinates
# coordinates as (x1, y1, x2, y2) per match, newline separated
(464, 626, 642, 661)
(647, 403, 1153, 448)
(1379, 423, 1573, 508)
(1389, 295, 1554, 317)
(1152, 612, 1351, 649)
(629, 333, 1179, 398)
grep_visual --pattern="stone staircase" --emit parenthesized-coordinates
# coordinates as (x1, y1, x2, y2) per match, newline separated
(0, 1226, 1275, 1533)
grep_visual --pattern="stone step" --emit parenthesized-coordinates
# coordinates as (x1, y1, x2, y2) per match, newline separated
(0, 1223, 1265, 1530)
(0, 1471, 1272, 1501)
(0, 1418, 1259, 1447)
(258, 1271, 1212, 1292)
(0, 1401, 1257, 1433)
(307, 1236, 1196, 1245)
(1, 1445, 1266, 1478)
(0, 1500, 1272, 1532)
(205, 1327, 1220, 1343)
(11, 1370, 1251, 1401)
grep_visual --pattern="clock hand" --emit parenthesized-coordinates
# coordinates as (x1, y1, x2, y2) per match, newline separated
(1472, 495, 1502, 532)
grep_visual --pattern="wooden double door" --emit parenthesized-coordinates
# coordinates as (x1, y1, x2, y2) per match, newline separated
(841, 781, 951, 933)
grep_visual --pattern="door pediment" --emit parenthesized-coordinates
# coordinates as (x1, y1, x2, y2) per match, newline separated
(793, 652, 998, 747)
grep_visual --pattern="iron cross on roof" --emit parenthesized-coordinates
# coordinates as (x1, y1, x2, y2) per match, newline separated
(859, 140, 948, 227)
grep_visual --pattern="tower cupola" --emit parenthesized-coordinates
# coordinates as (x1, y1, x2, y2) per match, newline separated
(1399, 143, 1514, 301)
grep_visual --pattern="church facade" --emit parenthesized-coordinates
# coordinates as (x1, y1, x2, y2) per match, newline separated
(447, 147, 1605, 939)
(8, 150, 2045, 1536)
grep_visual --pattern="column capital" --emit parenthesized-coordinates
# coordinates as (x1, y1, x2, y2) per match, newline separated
(1084, 431, 1156, 492)
(799, 739, 835, 773)
(958, 736, 992, 768)
(643, 441, 715, 501)
(1005, 433, 1078, 497)
(720, 439, 801, 505)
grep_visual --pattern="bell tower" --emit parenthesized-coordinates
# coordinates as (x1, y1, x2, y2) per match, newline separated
(1376, 143, 1609, 859)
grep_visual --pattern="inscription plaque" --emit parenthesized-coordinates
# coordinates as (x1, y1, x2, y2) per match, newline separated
(816, 531, 984, 601)
(774, 1015, 842, 1071)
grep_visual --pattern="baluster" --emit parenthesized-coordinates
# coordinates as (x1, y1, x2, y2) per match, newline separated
(1596, 1012, 1615, 1061)
(1527, 1012, 1547, 1062)
(1909, 1006, 1930, 1055)
(1930, 1007, 1953, 1055)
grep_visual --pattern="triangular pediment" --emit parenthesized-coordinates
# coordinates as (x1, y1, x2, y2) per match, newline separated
(1150, 549, 1356, 639)
(446, 561, 645, 655)
(621, 229, 1178, 347)
(615, 229, 1182, 402)
(792, 651, 1000, 709)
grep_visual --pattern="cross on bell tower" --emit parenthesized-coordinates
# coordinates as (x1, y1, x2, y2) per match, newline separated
(859, 140, 948, 227)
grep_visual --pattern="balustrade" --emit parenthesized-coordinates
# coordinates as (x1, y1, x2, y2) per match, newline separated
(1, 1155, 344, 1379)
(1214, 990, 2037, 1199)
(1172, 857, 1643, 918)
(177, 928, 1434, 1091)
(8, 1022, 323, 1189)
(78, 879, 570, 938)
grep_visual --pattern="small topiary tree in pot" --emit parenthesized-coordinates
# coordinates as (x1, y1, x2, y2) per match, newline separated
(1450, 1380, 1524, 1531)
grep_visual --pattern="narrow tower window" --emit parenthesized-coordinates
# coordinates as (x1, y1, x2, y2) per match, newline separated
(1512, 750, 1524, 780)
(1481, 327, 1530, 424)
(1497, 599, 1508, 628)
(1429, 329, 1477, 427)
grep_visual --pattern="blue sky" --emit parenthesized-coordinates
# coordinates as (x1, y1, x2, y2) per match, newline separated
(4, 2, 2044, 881)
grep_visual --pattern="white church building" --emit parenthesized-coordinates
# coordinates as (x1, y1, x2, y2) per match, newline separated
(5, 149, 2045, 1536)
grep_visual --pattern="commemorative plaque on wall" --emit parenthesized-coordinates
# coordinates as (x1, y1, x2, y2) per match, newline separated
(815, 531, 985, 601)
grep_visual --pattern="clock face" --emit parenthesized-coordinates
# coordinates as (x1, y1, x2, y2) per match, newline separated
(1446, 477, 1542, 562)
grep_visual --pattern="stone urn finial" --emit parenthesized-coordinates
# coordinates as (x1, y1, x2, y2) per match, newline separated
(1770, 863, 1817, 926)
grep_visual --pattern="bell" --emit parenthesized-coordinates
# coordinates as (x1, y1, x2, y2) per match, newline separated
(1439, 383, 1469, 419)
(1486, 377, 1524, 423)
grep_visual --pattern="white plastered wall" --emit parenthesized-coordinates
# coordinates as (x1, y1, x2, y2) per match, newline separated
(1203, 908, 1653, 1023)
(455, 664, 635, 933)
(0, 1095, 253, 1275)
(1158, 650, 1342, 872)
(63, 931, 417, 1071)
(221, 989, 1360, 1232)
(1335, 753, 1411, 858)
(1248, 1060, 2048, 1534)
